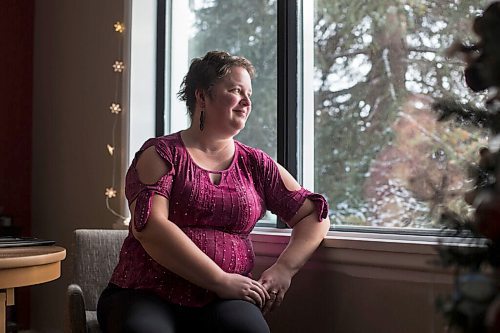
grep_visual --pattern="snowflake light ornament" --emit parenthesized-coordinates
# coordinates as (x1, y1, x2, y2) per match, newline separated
(113, 61, 125, 72)
(114, 21, 125, 33)
(109, 103, 122, 114)
(105, 187, 117, 198)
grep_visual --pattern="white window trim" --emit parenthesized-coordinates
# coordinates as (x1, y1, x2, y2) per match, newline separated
(128, 0, 157, 162)
(301, 0, 315, 190)
(168, 0, 191, 133)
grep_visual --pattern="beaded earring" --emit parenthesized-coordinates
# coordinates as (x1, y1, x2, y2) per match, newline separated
(199, 110, 205, 131)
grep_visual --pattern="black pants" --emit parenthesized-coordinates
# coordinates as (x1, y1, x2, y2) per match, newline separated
(97, 284, 270, 333)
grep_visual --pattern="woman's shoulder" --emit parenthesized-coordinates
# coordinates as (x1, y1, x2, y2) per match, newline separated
(236, 140, 264, 156)
(139, 132, 183, 158)
(142, 131, 181, 148)
(235, 140, 275, 166)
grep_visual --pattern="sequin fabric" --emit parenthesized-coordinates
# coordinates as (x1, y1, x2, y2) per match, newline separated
(110, 131, 329, 307)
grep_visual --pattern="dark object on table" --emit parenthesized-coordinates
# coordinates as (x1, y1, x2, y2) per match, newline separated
(0, 237, 56, 248)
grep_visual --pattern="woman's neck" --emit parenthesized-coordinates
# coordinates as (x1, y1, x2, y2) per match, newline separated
(181, 126, 234, 154)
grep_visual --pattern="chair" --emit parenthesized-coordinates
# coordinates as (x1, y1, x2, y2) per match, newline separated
(67, 229, 128, 333)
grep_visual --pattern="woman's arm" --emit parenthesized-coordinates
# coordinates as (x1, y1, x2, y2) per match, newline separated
(259, 164, 330, 314)
(131, 146, 269, 307)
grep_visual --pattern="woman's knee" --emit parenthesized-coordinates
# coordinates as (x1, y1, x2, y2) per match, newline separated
(121, 302, 176, 333)
(97, 288, 176, 333)
(209, 300, 270, 333)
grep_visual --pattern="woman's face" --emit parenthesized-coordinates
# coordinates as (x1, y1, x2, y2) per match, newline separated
(204, 66, 252, 136)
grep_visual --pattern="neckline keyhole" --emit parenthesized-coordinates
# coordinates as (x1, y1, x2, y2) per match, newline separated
(208, 172, 222, 185)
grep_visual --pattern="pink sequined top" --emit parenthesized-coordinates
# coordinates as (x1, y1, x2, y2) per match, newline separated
(110, 131, 328, 307)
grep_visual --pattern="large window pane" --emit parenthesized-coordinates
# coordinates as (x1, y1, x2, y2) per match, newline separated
(169, 0, 278, 159)
(310, 0, 489, 229)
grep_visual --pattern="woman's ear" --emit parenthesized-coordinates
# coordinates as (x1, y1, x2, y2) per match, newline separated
(195, 89, 206, 108)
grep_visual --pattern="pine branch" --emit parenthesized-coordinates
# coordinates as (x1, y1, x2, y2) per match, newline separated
(431, 98, 490, 128)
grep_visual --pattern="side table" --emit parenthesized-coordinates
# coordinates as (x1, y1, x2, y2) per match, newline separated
(0, 246, 66, 333)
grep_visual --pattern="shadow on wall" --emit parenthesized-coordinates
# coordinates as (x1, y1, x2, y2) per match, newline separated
(253, 259, 450, 333)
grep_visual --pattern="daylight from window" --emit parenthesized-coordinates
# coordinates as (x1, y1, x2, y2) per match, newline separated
(166, 0, 489, 230)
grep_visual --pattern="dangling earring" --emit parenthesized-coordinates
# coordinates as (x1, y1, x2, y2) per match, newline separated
(199, 110, 205, 131)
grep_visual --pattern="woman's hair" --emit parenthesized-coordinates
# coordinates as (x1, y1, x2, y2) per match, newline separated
(177, 50, 255, 118)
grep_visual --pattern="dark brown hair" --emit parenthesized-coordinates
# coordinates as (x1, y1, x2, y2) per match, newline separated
(177, 50, 255, 118)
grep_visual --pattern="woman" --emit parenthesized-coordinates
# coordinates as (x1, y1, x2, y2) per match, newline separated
(97, 51, 330, 333)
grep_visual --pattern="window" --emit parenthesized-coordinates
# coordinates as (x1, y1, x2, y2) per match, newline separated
(131, 0, 489, 232)
(309, 0, 488, 231)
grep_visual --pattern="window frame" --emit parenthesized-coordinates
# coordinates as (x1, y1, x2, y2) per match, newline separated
(153, 0, 305, 229)
(154, 0, 304, 170)
(130, 0, 475, 239)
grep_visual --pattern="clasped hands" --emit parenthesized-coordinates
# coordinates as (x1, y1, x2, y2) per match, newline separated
(214, 263, 292, 315)
(258, 263, 292, 315)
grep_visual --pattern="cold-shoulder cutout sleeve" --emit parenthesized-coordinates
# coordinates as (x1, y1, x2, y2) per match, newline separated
(300, 191, 329, 222)
(125, 138, 175, 231)
(255, 150, 329, 224)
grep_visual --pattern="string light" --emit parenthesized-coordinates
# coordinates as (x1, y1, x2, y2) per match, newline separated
(114, 21, 125, 33)
(105, 187, 117, 198)
(105, 20, 128, 223)
(107, 144, 115, 156)
(112, 61, 125, 72)
(109, 103, 122, 114)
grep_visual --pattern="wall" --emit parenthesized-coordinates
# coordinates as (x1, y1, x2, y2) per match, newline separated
(261, 266, 450, 333)
(251, 233, 453, 333)
(0, 2, 34, 238)
(0, 0, 34, 329)
(32, 0, 125, 331)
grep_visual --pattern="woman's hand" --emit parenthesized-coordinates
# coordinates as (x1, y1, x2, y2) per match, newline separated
(258, 263, 293, 315)
(213, 272, 270, 309)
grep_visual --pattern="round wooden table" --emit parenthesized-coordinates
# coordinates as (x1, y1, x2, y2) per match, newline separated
(0, 246, 66, 333)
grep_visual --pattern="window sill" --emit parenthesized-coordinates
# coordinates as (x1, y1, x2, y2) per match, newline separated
(250, 227, 465, 284)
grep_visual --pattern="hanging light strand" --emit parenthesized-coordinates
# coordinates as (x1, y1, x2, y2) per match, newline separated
(105, 20, 128, 221)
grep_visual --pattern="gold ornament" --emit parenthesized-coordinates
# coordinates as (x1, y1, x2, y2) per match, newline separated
(114, 21, 125, 33)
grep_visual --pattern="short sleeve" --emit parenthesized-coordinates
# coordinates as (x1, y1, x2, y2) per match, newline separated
(255, 150, 329, 224)
(125, 138, 175, 231)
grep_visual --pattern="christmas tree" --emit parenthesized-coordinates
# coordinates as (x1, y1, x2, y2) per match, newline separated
(432, 2, 500, 332)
